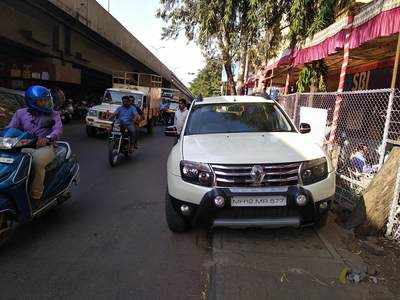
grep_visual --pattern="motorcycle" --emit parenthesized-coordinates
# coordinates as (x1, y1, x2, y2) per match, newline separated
(0, 128, 79, 245)
(60, 99, 75, 124)
(108, 122, 135, 167)
(73, 100, 89, 121)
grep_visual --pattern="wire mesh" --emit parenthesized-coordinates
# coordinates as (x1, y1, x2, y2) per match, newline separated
(278, 89, 400, 211)
(387, 91, 400, 146)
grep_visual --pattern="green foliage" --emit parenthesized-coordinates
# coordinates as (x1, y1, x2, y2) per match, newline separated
(290, 0, 352, 91)
(157, 0, 289, 94)
(289, 0, 352, 47)
(158, 0, 352, 93)
(189, 59, 222, 97)
(296, 60, 328, 92)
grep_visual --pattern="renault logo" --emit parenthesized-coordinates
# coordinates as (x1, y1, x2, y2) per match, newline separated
(251, 165, 266, 186)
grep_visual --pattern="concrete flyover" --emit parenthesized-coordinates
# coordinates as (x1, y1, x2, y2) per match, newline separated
(0, 0, 192, 100)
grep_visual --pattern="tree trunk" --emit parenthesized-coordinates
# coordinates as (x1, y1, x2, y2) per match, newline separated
(218, 32, 236, 95)
(224, 62, 237, 95)
(237, 48, 247, 95)
(361, 148, 400, 233)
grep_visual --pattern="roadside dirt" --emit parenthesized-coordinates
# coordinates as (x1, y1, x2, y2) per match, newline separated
(342, 231, 400, 297)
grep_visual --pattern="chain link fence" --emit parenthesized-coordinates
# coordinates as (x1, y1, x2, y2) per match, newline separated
(278, 89, 400, 230)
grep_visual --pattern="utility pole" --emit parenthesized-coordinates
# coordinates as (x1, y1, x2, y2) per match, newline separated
(380, 31, 400, 167)
(108, 0, 110, 12)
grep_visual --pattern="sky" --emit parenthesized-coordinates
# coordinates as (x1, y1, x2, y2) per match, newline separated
(96, 0, 205, 86)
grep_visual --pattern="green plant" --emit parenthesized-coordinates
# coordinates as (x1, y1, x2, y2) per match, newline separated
(296, 60, 328, 92)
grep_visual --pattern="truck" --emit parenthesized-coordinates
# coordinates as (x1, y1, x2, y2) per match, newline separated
(85, 83, 162, 137)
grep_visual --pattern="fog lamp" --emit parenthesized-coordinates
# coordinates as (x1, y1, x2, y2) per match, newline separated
(214, 196, 225, 207)
(319, 201, 329, 210)
(296, 194, 308, 206)
(180, 205, 191, 215)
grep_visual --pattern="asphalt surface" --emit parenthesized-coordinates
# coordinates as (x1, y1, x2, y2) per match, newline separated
(1, 122, 393, 300)
(0, 123, 210, 299)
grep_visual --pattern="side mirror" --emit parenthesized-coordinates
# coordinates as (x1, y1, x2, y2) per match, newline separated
(164, 126, 179, 137)
(299, 123, 311, 134)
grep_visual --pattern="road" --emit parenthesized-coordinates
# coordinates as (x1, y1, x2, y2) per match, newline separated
(0, 123, 210, 299)
(0, 123, 391, 299)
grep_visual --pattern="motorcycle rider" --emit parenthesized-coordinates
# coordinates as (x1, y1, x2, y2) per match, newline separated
(7, 85, 62, 207)
(114, 95, 139, 152)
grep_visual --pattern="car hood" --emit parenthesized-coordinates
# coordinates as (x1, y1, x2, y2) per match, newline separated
(182, 132, 325, 164)
(91, 103, 121, 113)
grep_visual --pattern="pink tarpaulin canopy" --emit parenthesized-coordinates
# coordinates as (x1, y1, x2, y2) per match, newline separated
(350, 6, 400, 49)
(293, 30, 346, 66)
(266, 3, 400, 71)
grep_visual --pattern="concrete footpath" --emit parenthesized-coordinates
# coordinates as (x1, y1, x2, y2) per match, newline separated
(207, 217, 395, 300)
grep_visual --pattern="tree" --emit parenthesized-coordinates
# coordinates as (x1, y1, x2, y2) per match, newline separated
(189, 58, 222, 97)
(237, 1, 290, 88)
(288, 0, 353, 91)
(157, 0, 289, 95)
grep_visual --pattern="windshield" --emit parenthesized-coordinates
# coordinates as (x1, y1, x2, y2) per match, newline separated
(103, 90, 143, 104)
(184, 102, 294, 135)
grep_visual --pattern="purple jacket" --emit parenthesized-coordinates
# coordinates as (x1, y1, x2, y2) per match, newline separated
(8, 108, 63, 140)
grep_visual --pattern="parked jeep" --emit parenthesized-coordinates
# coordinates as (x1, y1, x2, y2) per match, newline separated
(165, 96, 335, 232)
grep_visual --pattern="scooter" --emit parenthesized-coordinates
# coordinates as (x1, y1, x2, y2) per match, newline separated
(0, 127, 79, 245)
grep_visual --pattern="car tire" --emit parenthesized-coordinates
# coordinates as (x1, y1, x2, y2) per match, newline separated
(86, 126, 96, 137)
(314, 211, 329, 229)
(165, 192, 188, 233)
(108, 149, 119, 167)
(0, 213, 16, 248)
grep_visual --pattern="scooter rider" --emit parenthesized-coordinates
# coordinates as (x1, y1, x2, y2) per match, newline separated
(7, 85, 62, 207)
(114, 96, 139, 152)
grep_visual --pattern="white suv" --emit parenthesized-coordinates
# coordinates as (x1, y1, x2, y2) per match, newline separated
(166, 96, 335, 232)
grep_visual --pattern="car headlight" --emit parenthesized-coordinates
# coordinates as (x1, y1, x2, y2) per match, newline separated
(180, 160, 215, 187)
(300, 157, 328, 185)
(0, 137, 17, 149)
(88, 109, 97, 117)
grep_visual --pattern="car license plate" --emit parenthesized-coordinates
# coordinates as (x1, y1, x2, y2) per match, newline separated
(231, 196, 286, 207)
(0, 157, 14, 164)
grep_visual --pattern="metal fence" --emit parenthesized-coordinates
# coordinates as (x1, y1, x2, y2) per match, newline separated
(278, 89, 400, 235)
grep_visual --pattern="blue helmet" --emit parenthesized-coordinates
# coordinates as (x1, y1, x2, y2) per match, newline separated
(25, 85, 54, 114)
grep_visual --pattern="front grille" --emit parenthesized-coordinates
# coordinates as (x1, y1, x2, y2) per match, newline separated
(98, 111, 112, 120)
(216, 206, 299, 219)
(211, 162, 301, 187)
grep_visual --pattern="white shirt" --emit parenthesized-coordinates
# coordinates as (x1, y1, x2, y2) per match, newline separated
(174, 108, 188, 134)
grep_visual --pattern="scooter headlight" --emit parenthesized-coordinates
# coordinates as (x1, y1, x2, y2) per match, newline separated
(0, 137, 17, 149)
